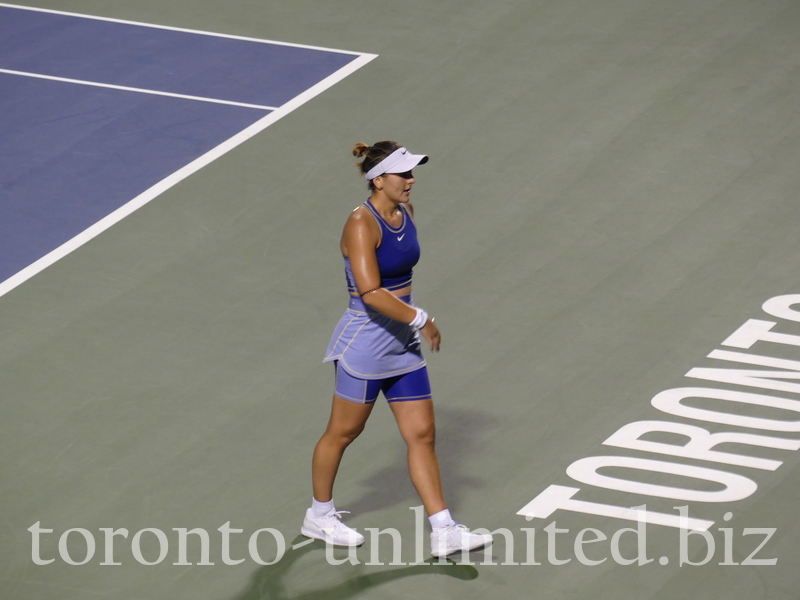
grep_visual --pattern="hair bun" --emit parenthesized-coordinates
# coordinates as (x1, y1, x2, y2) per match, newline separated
(352, 142, 371, 158)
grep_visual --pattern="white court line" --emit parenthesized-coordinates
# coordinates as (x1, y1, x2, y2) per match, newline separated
(0, 2, 366, 56)
(0, 68, 277, 111)
(0, 52, 378, 299)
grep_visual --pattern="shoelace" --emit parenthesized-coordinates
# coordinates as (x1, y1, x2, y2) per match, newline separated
(445, 524, 470, 538)
(435, 523, 467, 533)
(321, 511, 353, 530)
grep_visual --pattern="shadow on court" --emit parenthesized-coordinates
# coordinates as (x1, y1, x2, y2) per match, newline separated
(229, 536, 478, 600)
(347, 407, 498, 517)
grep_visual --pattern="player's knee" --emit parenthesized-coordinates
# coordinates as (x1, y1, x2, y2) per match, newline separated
(331, 422, 365, 446)
(405, 421, 436, 447)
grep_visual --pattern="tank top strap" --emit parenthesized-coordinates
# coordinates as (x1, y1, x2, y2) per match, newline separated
(398, 202, 415, 226)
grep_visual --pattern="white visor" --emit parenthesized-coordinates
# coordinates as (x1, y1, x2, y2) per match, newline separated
(364, 147, 429, 180)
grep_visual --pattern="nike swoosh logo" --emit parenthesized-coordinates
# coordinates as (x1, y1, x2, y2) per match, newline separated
(397, 234, 405, 241)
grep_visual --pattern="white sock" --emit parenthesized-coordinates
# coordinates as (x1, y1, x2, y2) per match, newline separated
(311, 498, 335, 517)
(429, 509, 455, 530)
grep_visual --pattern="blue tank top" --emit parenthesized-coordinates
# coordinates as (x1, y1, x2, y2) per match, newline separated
(344, 200, 420, 293)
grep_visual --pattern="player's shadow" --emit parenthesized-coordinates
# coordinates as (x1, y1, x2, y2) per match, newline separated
(346, 406, 497, 517)
(229, 536, 478, 600)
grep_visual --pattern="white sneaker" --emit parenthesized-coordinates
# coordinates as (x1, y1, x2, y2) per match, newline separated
(430, 523, 492, 557)
(301, 509, 365, 547)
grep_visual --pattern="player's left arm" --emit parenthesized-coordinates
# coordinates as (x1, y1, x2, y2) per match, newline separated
(400, 201, 440, 351)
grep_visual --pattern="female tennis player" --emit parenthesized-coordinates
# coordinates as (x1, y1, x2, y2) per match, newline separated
(301, 141, 492, 557)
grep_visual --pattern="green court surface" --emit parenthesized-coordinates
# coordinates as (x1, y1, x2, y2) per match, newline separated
(3, 1, 800, 599)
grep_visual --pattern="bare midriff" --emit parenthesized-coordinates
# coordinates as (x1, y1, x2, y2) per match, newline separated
(349, 285, 412, 299)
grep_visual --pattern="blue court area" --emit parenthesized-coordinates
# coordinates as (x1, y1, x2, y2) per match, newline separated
(0, 4, 361, 286)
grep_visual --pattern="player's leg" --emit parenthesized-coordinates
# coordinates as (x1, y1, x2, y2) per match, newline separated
(388, 397, 446, 515)
(387, 368, 492, 556)
(303, 364, 377, 546)
(311, 393, 375, 502)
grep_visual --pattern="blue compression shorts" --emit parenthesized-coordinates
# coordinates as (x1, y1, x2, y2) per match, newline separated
(333, 362, 432, 404)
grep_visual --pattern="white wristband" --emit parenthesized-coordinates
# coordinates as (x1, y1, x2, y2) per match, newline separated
(409, 307, 429, 330)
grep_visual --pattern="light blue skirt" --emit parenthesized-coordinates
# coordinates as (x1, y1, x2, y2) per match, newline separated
(323, 294, 426, 380)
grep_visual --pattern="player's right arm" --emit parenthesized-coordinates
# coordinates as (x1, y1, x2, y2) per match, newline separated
(341, 207, 440, 351)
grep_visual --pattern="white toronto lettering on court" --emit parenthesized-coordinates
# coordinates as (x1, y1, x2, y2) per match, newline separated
(518, 294, 800, 531)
